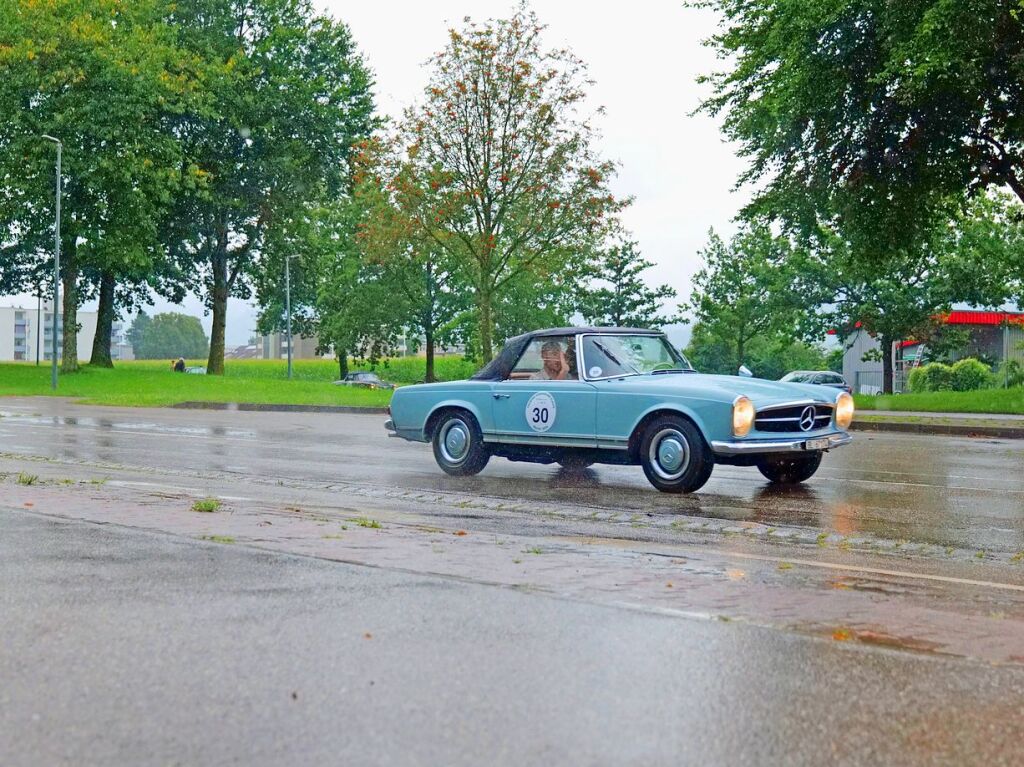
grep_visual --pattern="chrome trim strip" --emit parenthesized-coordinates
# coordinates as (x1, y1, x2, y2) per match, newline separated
(756, 415, 832, 423)
(485, 434, 599, 448)
(480, 431, 630, 450)
(711, 432, 852, 456)
(754, 399, 827, 414)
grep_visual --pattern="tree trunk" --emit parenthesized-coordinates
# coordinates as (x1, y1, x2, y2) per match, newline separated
(207, 249, 228, 375)
(60, 240, 79, 373)
(881, 333, 894, 394)
(337, 350, 349, 379)
(424, 327, 436, 383)
(478, 291, 494, 362)
(89, 271, 116, 368)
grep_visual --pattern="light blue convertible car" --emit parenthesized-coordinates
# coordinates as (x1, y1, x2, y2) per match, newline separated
(385, 327, 854, 493)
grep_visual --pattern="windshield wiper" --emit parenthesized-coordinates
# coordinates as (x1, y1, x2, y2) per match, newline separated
(592, 340, 640, 376)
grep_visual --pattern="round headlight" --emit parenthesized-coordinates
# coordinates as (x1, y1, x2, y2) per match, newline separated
(732, 396, 755, 437)
(835, 392, 855, 429)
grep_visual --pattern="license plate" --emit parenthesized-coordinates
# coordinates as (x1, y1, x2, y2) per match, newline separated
(805, 438, 830, 450)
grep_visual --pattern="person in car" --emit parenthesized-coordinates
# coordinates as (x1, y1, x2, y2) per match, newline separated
(532, 340, 571, 380)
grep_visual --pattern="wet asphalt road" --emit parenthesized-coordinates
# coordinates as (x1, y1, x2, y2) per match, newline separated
(2, 397, 1024, 765)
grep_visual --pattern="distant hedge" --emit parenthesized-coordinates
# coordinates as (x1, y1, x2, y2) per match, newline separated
(908, 359, 995, 393)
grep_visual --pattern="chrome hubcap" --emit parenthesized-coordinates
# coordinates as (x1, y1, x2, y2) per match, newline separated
(440, 419, 470, 463)
(649, 428, 690, 481)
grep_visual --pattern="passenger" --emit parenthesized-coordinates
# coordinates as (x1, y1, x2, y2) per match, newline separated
(531, 340, 569, 380)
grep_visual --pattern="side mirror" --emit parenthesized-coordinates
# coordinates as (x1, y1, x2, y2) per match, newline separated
(738, 365, 754, 378)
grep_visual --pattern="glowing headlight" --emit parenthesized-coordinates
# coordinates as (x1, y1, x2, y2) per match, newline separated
(835, 392, 855, 429)
(732, 396, 755, 437)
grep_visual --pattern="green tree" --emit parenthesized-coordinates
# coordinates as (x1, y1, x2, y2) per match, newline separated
(0, 0, 195, 372)
(135, 312, 209, 360)
(578, 239, 678, 329)
(127, 310, 153, 354)
(798, 199, 1016, 393)
(397, 5, 624, 360)
(302, 200, 401, 379)
(697, 0, 1024, 253)
(351, 139, 472, 382)
(164, 0, 375, 375)
(685, 322, 827, 379)
(687, 226, 803, 373)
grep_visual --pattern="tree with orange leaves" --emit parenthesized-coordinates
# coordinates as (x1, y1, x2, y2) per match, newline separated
(397, 4, 625, 360)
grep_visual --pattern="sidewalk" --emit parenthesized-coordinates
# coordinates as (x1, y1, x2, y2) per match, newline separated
(860, 409, 1024, 422)
(855, 410, 1024, 439)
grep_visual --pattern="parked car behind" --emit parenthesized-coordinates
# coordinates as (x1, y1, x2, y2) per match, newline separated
(333, 371, 396, 390)
(780, 370, 852, 393)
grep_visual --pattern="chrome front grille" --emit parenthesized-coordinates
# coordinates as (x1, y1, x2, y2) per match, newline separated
(755, 404, 834, 433)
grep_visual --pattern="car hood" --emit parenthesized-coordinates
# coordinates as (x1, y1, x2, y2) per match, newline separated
(609, 373, 839, 408)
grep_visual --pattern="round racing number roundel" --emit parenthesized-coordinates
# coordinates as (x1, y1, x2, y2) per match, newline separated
(525, 392, 556, 433)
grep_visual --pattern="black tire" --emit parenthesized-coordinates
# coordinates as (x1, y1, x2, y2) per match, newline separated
(757, 452, 823, 484)
(639, 415, 714, 494)
(558, 454, 594, 471)
(431, 410, 490, 476)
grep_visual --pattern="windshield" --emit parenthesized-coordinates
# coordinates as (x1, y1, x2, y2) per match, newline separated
(580, 334, 693, 379)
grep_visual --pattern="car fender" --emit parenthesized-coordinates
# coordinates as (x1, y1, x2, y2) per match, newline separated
(423, 398, 489, 439)
(626, 401, 716, 445)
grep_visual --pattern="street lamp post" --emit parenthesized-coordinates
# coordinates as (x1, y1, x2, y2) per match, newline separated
(283, 254, 302, 380)
(285, 254, 293, 380)
(42, 135, 61, 390)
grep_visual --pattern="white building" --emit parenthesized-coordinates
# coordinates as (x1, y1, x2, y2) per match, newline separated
(0, 302, 130, 363)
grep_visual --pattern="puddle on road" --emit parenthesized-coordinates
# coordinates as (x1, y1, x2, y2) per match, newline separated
(0, 413, 255, 440)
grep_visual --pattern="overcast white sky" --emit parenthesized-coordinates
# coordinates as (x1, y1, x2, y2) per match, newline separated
(6, 0, 749, 346)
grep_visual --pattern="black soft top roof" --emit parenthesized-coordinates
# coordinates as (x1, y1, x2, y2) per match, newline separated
(470, 326, 663, 381)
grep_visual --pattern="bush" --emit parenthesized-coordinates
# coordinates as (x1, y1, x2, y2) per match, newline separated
(950, 358, 994, 392)
(907, 367, 928, 393)
(998, 359, 1024, 389)
(921, 362, 954, 392)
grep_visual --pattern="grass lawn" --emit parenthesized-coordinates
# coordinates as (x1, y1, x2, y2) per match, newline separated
(855, 387, 1024, 415)
(0, 356, 474, 408)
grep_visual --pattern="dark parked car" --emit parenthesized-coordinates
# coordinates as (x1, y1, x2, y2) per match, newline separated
(780, 370, 852, 393)
(333, 372, 396, 390)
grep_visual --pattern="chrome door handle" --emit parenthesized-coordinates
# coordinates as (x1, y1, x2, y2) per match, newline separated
(492, 393, 511, 400)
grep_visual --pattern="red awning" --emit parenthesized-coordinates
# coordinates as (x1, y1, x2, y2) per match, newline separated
(940, 311, 1024, 326)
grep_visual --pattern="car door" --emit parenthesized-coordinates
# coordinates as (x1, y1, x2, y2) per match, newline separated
(489, 336, 597, 446)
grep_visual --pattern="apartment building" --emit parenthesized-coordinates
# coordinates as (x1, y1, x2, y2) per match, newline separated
(0, 303, 131, 363)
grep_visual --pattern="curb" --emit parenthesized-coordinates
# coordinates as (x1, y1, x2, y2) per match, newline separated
(851, 420, 1024, 440)
(168, 402, 1024, 438)
(171, 401, 389, 415)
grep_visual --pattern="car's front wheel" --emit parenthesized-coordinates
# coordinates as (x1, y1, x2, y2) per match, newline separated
(639, 415, 714, 493)
(431, 410, 490, 476)
(757, 452, 822, 484)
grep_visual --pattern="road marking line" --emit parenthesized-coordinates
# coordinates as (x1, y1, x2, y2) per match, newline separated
(634, 544, 1024, 593)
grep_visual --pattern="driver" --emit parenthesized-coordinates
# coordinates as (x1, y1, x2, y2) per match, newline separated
(532, 340, 570, 380)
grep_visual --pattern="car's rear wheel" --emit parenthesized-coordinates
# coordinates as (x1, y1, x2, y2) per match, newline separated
(431, 410, 490, 476)
(757, 452, 822, 484)
(639, 415, 714, 494)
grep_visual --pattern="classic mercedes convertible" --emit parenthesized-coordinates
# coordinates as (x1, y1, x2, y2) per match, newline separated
(385, 327, 853, 493)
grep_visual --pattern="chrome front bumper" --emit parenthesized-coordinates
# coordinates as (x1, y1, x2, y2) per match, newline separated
(711, 432, 852, 457)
